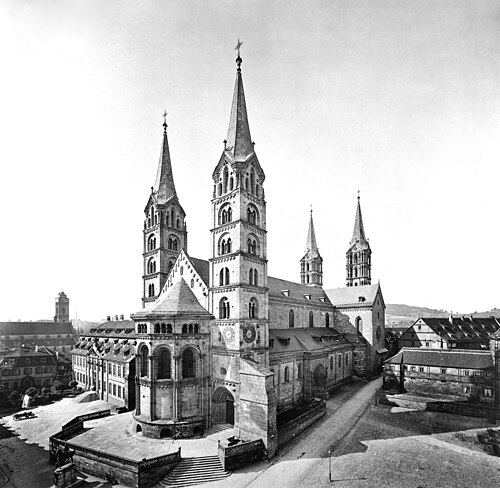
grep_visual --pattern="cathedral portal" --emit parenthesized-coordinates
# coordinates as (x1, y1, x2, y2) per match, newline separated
(212, 387, 235, 425)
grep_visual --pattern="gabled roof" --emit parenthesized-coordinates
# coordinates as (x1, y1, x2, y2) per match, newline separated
(324, 283, 383, 308)
(268, 277, 332, 306)
(409, 316, 500, 342)
(191, 257, 209, 286)
(385, 347, 493, 370)
(134, 278, 212, 318)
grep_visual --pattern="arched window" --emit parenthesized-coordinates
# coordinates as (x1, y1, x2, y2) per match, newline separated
(330, 357, 334, 369)
(297, 363, 302, 379)
(147, 234, 156, 251)
(168, 260, 174, 274)
(223, 166, 229, 193)
(219, 297, 230, 319)
(227, 207, 232, 222)
(345, 354, 349, 366)
(182, 348, 195, 378)
(229, 177, 234, 191)
(189, 324, 193, 333)
(219, 267, 230, 286)
(161, 323, 166, 333)
(147, 258, 156, 274)
(158, 349, 171, 379)
(354, 268, 358, 278)
(154, 323, 160, 333)
(167, 324, 172, 333)
(166, 213, 170, 226)
(182, 324, 187, 334)
(219, 268, 224, 286)
(191, 278, 194, 288)
(326, 313, 330, 328)
(355, 317, 362, 335)
(225, 267, 230, 285)
(226, 238, 232, 253)
(250, 169, 255, 194)
(247, 238, 257, 255)
(140, 345, 149, 377)
(194, 324, 199, 333)
(309, 311, 314, 327)
(284, 366, 290, 382)
(168, 238, 172, 249)
(289, 310, 294, 328)
(249, 298, 258, 319)
(218, 183, 222, 195)
(148, 284, 155, 297)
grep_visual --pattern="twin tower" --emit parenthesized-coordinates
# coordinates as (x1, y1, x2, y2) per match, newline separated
(142, 52, 372, 309)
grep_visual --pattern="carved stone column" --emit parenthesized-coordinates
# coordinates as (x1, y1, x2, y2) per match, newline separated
(149, 355, 155, 421)
(173, 354, 180, 420)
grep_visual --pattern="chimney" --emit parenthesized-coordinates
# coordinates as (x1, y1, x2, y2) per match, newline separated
(448, 313, 453, 325)
(120, 314, 124, 321)
(107, 316, 111, 321)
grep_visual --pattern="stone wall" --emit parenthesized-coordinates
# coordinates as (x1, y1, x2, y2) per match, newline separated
(269, 298, 334, 330)
(277, 402, 326, 447)
(218, 439, 265, 471)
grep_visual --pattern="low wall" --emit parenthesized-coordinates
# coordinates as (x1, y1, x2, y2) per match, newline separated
(426, 401, 500, 420)
(278, 402, 326, 447)
(218, 439, 265, 471)
(49, 410, 181, 487)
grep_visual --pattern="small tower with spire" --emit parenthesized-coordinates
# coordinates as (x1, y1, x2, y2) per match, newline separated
(54, 291, 69, 323)
(301, 208, 323, 286)
(142, 113, 187, 307)
(346, 193, 371, 287)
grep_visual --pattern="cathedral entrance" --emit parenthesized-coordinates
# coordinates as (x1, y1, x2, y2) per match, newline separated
(212, 387, 235, 425)
(312, 364, 326, 396)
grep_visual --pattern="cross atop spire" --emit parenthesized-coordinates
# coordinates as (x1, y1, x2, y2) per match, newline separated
(225, 41, 254, 161)
(153, 112, 177, 204)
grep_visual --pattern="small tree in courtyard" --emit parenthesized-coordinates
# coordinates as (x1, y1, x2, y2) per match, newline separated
(25, 387, 38, 398)
(69, 380, 78, 394)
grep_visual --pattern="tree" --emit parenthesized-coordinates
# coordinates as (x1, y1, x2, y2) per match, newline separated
(9, 390, 21, 405)
(25, 387, 38, 397)
(69, 380, 78, 394)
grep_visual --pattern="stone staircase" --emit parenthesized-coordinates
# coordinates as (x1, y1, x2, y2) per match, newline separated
(159, 455, 231, 487)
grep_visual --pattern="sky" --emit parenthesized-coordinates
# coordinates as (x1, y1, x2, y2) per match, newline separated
(1, 0, 499, 321)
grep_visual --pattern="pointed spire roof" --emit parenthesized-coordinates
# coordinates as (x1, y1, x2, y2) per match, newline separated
(153, 112, 177, 204)
(304, 209, 321, 258)
(350, 193, 369, 247)
(225, 49, 254, 162)
(301, 208, 322, 261)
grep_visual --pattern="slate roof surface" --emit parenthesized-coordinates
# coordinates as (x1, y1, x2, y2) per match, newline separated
(191, 257, 210, 285)
(72, 336, 137, 362)
(0, 344, 53, 358)
(0, 321, 74, 335)
(385, 347, 493, 370)
(324, 284, 380, 307)
(268, 277, 331, 306)
(413, 317, 500, 342)
(134, 278, 212, 317)
(269, 327, 351, 354)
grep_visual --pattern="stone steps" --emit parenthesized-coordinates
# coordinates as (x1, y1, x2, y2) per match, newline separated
(159, 455, 231, 487)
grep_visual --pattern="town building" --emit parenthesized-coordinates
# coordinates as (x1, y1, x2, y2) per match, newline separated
(0, 344, 58, 392)
(72, 316, 136, 408)
(0, 291, 76, 353)
(383, 347, 494, 403)
(399, 316, 500, 350)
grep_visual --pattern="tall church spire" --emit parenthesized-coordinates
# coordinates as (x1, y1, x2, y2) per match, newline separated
(225, 46, 254, 162)
(350, 192, 367, 246)
(153, 111, 177, 204)
(346, 193, 371, 287)
(301, 208, 323, 287)
(143, 113, 187, 307)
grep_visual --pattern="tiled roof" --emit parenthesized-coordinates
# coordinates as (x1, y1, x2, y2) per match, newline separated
(134, 278, 212, 318)
(268, 277, 331, 306)
(0, 344, 53, 358)
(72, 336, 137, 362)
(191, 257, 210, 285)
(0, 321, 74, 336)
(415, 317, 500, 342)
(385, 347, 493, 370)
(324, 284, 380, 307)
(269, 327, 351, 354)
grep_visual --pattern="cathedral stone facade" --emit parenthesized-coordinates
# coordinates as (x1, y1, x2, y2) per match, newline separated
(73, 49, 387, 458)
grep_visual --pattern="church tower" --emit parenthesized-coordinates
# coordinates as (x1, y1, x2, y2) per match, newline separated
(142, 115, 187, 307)
(346, 194, 371, 287)
(54, 291, 69, 323)
(300, 209, 323, 286)
(209, 47, 269, 366)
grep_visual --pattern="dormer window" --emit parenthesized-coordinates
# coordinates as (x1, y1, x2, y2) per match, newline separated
(281, 290, 290, 297)
(319, 297, 326, 303)
(358, 296, 365, 302)
(304, 294, 311, 300)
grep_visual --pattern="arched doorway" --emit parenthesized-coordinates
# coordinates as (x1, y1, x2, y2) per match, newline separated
(212, 387, 234, 425)
(312, 364, 326, 396)
(21, 376, 35, 392)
